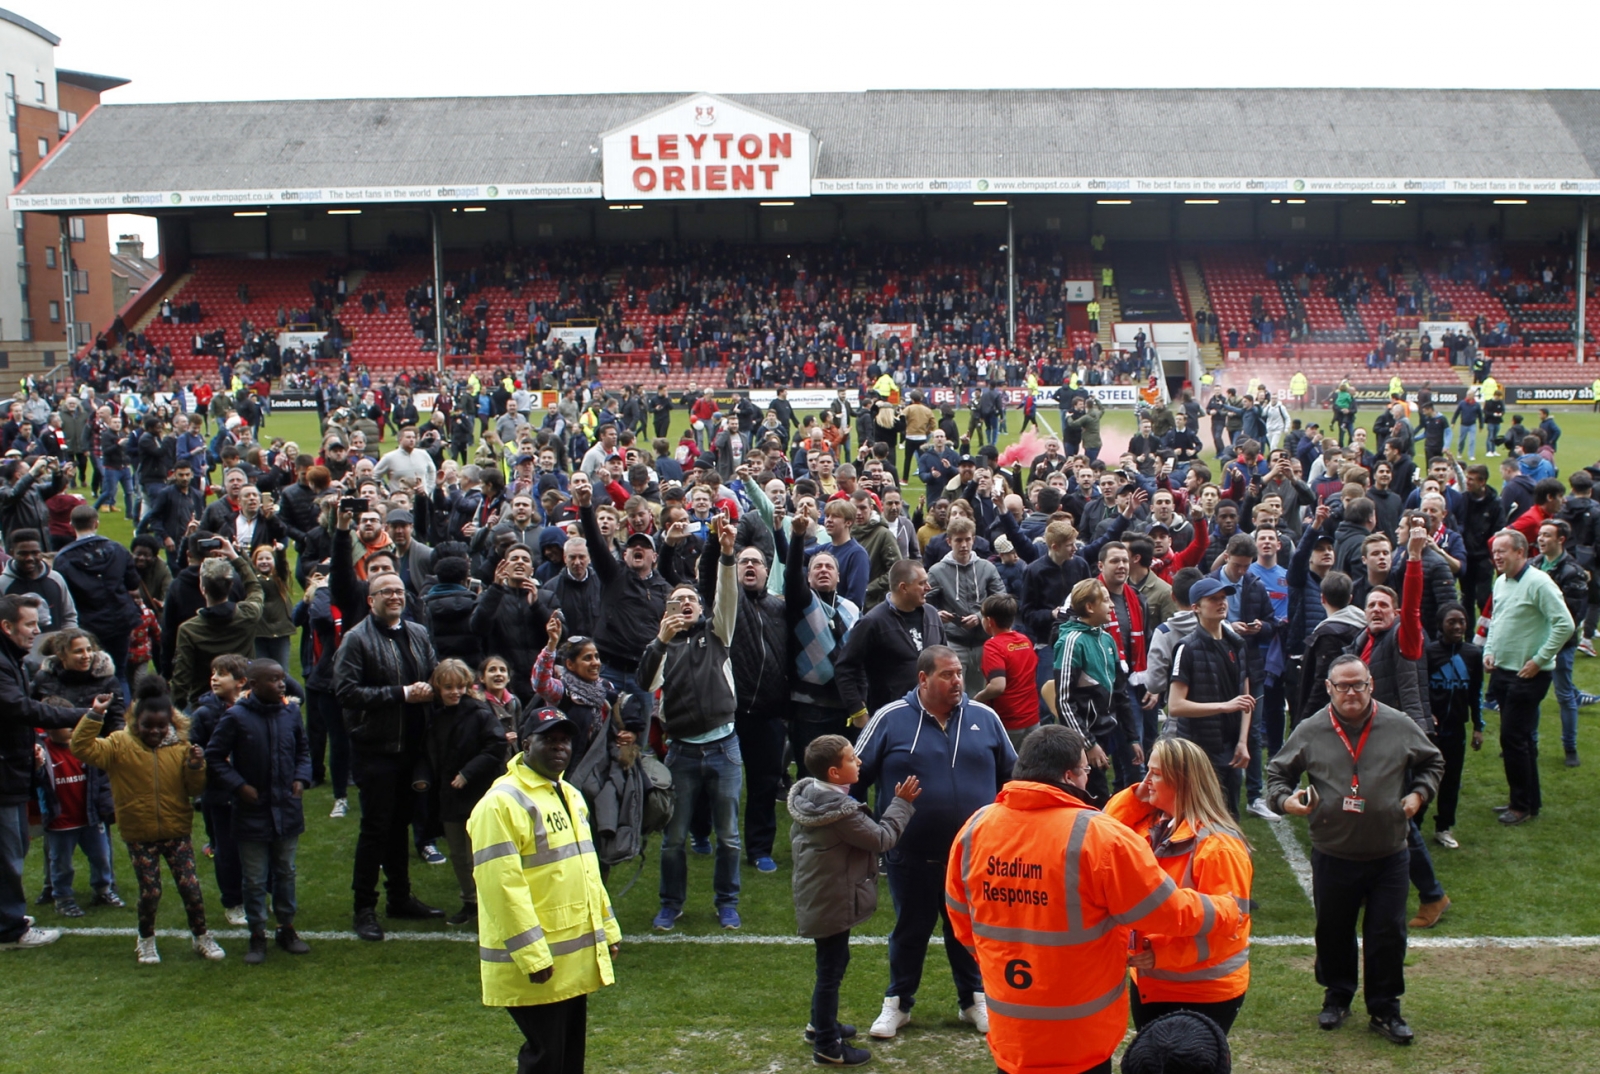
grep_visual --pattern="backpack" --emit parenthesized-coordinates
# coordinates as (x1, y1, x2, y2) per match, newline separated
(639, 753, 675, 835)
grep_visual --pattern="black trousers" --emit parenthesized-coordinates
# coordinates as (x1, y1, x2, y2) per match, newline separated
(507, 995, 588, 1074)
(736, 708, 788, 862)
(810, 930, 852, 1048)
(1130, 990, 1245, 1034)
(1490, 668, 1549, 816)
(1433, 725, 1469, 831)
(1311, 847, 1409, 1018)
(350, 750, 418, 911)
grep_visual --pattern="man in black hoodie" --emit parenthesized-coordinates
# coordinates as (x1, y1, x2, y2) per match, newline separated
(53, 506, 142, 683)
(577, 486, 669, 699)
(836, 559, 946, 725)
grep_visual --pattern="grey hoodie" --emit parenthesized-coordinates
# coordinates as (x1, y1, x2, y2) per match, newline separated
(1145, 607, 1198, 705)
(787, 777, 913, 939)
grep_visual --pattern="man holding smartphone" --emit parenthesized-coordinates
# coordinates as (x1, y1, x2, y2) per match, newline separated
(1269, 654, 1444, 1046)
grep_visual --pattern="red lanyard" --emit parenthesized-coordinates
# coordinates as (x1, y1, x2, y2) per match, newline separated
(1329, 707, 1374, 794)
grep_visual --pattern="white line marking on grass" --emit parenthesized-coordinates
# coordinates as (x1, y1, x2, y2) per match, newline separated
(50, 928, 1600, 950)
(1269, 820, 1316, 903)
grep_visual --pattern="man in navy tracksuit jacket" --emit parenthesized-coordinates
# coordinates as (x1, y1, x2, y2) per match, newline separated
(854, 647, 1016, 1036)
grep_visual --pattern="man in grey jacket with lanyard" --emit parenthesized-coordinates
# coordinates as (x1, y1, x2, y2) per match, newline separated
(1269, 654, 1444, 1047)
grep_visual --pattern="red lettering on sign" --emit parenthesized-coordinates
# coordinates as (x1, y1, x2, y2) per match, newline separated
(706, 165, 727, 191)
(737, 134, 761, 160)
(663, 166, 685, 192)
(633, 166, 656, 191)
(713, 133, 733, 158)
(769, 133, 792, 159)
(657, 134, 679, 161)
(685, 133, 707, 159)
(732, 165, 754, 190)
(692, 165, 700, 191)
(759, 163, 779, 189)
(630, 136, 652, 161)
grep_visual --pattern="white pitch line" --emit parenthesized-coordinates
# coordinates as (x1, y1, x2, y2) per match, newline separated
(46, 927, 1600, 950)
(1268, 819, 1316, 903)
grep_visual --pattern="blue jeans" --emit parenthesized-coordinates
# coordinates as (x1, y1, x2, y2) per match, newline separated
(1457, 425, 1478, 457)
(1554, 645, 1579, 753)
(659, 734, 742, 911)
(885, 849, 983, 1010)
(238, 834, 299, 931)
(94, 467, 134, 513)
(1486, 423, 1501, 451)
(45, 824, 116, 900)
(0, 804, 30, 942)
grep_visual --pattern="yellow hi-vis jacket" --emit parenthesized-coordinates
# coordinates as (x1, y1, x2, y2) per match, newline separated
(468, 754, 621, 1007)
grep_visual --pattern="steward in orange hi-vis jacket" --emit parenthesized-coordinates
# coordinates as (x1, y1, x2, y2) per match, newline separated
(945, 728, 1245, 1074)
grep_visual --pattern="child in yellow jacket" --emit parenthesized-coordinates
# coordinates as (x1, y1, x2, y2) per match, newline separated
(71, 675, 224, 965)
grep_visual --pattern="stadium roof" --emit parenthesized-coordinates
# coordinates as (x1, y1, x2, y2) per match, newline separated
(12, 88, 1600, 212)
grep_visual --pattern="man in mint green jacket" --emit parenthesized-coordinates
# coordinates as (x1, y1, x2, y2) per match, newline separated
(1484, 529, 1574, 825)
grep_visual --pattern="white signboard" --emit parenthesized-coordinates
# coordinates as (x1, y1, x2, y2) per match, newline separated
(747, 389, 857, 410)
(1416, 321, 1473, 344)
(1063, 280, 1094, 302)
(602, 94, 812, 202)
(547, 326, 598, 354)
(276, 330, 326, 351)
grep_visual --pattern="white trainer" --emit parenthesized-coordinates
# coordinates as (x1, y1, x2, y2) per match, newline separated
(330, 798, 348, 819)
(1, 926, 61, 949)
(136, 936, 160, 964)
(1247, 798, 1281, 822)
(1435, 829, 1460, 849)
(225, 905, 248, 927)
(192, 932, 226, 961)
(869, 996, 911, 1040)
(960, 992, 991, 1034)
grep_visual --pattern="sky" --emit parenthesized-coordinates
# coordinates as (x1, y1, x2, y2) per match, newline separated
(41, 0, 1599, 257)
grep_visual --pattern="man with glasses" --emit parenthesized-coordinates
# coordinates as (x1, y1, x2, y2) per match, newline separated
(639, 518, 742, 931)
(1270, 654, 1444, 1046)
(333, 569, 445, 942)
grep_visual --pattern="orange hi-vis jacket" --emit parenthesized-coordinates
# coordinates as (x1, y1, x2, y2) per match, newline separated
(1104, 788, 1252, 1004)
(946, 781, 1245, 1074)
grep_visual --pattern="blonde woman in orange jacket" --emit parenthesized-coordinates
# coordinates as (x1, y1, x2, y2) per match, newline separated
(1105, 736, 1253, 1033)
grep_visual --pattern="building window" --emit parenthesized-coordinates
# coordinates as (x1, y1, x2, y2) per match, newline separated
(72, 269, 88, 293)
(42, 247, 53, 269)
(36, 137, 46, 158)
(68, 217, 86, 242)
(47, 300, 60, 322)
(58, 110, 76, 134)
(34, 81, 45, 103)
(7, 151, 17, 178)
(72, 321, 91, 342)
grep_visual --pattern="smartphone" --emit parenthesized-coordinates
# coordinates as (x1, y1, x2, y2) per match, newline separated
(339, 496, 368, 513)
(196, 537, 224, 553)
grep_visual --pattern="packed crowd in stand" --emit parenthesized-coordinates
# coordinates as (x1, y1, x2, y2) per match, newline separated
(0, 344, 1591, 1072)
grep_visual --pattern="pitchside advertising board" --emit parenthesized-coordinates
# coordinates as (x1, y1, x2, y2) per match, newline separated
(1308, 383, 1598, 406)
(602, 95, 813, 202)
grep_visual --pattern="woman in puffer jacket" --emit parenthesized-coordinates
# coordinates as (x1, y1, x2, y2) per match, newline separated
(35, 628, 126, 731)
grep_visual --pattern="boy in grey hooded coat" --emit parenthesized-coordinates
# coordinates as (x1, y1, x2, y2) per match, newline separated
(788, 734, 919, 1064)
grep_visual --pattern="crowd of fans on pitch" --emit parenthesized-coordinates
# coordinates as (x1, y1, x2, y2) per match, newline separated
(0, 349, 1586, 1063)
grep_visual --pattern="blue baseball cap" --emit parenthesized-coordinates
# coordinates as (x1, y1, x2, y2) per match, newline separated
(1188, 577, 1238, 603)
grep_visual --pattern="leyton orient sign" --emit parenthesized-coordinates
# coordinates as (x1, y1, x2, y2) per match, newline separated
(602, 94, 813, 202)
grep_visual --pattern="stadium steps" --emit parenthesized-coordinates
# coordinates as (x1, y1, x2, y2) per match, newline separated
(1092, 263, 1120, 348)
(1178, 259, 1223, 368)
(130, 271, 194, 334)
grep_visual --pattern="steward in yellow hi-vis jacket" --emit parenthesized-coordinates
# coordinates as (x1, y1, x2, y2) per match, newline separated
(469, 707, 620, 1074)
